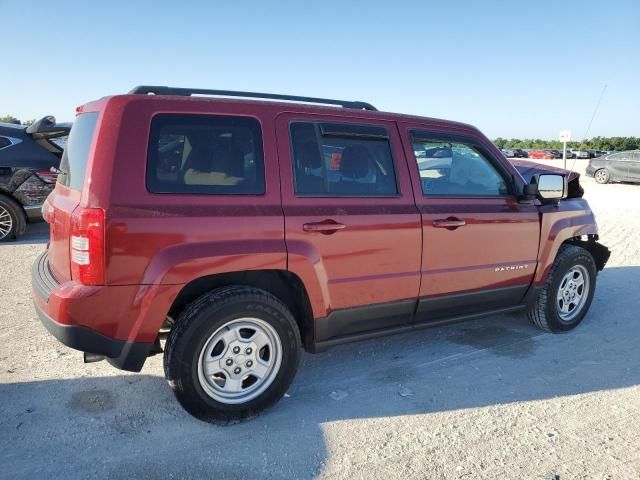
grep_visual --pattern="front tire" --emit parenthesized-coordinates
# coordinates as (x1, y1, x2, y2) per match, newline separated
(164, 286, 301, 423)
(528, 244, 597, 332)
(594, 168, 610, 184)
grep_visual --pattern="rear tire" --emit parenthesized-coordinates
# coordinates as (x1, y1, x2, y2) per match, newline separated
(164, 286, 301, 423)
(0, 195, 26, 242)
(594, 168, 610, 184)
(528, 244, 597, 332)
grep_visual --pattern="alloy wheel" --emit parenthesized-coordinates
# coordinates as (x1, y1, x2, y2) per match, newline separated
(595, 170, 608, 183)
(0, 205, 13, 240)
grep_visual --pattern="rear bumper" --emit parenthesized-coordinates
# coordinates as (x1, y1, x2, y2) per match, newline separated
(31, 250, 153, 372)
(23, 204, 44, 222)
(585, 164, 595, 177)
(34, 302, 151, 371)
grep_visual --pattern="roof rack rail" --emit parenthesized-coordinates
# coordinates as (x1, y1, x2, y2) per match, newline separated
(128, 85, 377, 111)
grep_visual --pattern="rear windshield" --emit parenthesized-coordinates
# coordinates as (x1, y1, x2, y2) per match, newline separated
(58, 112, 98, 190)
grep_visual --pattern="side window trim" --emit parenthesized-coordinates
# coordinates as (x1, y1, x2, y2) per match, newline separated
(289, 120, 401, 198)
(0, 135, 23, 150)
(409, 129, 516, 198)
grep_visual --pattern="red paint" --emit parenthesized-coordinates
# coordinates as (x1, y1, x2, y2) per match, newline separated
(527, 150, 556, 159)
(35, 93, 601, 348)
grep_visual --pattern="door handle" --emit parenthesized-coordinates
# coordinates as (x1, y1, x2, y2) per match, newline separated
(432, 217, 466, 230)
(303, 220, 346, 234)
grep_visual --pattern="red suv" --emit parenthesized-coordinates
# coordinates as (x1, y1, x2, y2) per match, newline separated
(32, 86, 610, 422)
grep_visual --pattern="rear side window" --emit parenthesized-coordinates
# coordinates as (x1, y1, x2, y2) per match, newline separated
(58, 113, 99, 190)
(147, 114, 264, 195)
(609, 152, 630, 161)
(290, 122, 398, 196)
(0, 137, 11, 149)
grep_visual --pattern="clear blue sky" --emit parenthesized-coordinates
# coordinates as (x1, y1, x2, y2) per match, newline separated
(2, 0, 638, 139)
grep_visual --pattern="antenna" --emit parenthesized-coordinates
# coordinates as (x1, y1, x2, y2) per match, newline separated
(569, 84, 607, 172)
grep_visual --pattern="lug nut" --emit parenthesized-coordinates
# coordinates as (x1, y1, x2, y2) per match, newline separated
(232, 346, 240, 354)
(246, 347, 253, 355)
(233, 367, 241, 374)
(225, 358, 233, 366)
(246, 360, 253, 368)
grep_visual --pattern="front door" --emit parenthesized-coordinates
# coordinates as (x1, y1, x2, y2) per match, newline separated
(276, 113, 422, 342)
(399, 123, 540, 321)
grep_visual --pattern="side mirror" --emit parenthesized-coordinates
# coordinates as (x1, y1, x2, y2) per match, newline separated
(535, 174, 567, 202)
(520, 174, 567, 203)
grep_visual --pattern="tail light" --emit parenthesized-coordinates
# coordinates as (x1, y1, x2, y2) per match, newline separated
(70, 208, 105, 285)
(35, 170, 59, 184)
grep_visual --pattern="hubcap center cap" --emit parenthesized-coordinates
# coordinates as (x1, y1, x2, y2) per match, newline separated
(223, 340, 259, 377)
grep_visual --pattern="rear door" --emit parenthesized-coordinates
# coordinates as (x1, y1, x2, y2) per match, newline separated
(399, 123, 540, 321)
(628, 152, 640, 181)
(606, 152, 631, 180)
(276, 113, 422, 342)
(46, 112, 99, 281)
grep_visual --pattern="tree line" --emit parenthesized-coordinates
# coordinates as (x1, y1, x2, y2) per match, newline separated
(493, 136, 640, 151)
(0, 115, 35, 126)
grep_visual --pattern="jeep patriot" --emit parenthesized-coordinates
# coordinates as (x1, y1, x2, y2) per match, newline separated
(32, 86, 610, 421)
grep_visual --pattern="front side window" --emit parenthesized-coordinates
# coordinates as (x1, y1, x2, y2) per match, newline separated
(147, 114, 264, 194)
(411, 135, 508, 197)
(290, 122, 398, 196)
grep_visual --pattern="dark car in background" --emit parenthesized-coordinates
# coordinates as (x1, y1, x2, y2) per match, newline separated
(572, 149, 591, 159)
(585, 150, 640, 184)
(0, 116, 69, 241)
(500, 148, 527, 158)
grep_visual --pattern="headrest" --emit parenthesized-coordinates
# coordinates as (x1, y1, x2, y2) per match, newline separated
(340, 145, 371, 179)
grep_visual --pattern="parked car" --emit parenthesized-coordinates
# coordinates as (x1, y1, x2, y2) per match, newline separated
(587, 149, 607, 159)
(585, 150, 640, 184)
(32, 86, 610, 422)
(501, 148, 527, 158)
(545, 150, 563, 159)
(572, 149, 591, 159)
(0, 117, 69, 241)
(514, 148, 528, 158)
(501, 148, 515, 158)
(527, 149, 555, 159)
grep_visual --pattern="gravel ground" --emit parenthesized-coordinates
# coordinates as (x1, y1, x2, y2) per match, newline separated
(1, 160, 639, 479)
